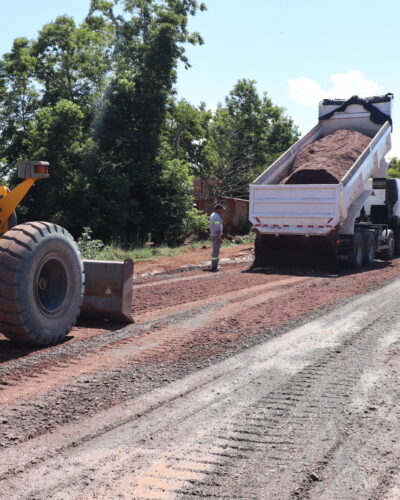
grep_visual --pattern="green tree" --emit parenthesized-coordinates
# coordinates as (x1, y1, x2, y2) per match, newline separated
(33, 15, 113, 113)
(151, 158, 195, 244)
(88, 0, 207, 243)
(19, 100, 89, 228)
(388, 156, 400, 179)
(209, 79, 299, 199)
(162, 99, 216, 177)
(0, 14, 115, 236)
(0, 38, 39, 173)
(0, 1, 207, 244)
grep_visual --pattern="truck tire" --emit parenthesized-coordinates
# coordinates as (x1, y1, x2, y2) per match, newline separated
(347, 232, 363, 269)
(381, 229, 395, 260)
(394, 228, 400, 256)
(0, 222, 84, 345)
(362, 231, 375, 266)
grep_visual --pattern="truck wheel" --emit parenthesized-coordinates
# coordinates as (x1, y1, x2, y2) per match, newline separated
(347, 232, 363, 269)
(394, 229, 400, 256)
(381, 229, 395, 260)
(362, 232, 375, 266)
(0, 222, 84, 345)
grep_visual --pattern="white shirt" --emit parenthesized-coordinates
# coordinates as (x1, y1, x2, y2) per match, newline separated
(209, 212, 223, 237)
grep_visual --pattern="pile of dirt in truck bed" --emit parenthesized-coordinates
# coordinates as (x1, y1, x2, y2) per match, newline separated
(281, 129, 371, 184)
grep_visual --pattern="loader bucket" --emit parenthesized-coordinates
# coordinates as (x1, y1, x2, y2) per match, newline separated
(80, 259, 134, 323)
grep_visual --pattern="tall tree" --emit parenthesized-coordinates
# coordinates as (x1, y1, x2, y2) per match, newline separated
(19, 99, 88, 228)
(87, 0, 206, 243)
(0, 38, 38, 173)
(12, 15, 114, 235)
(209, 79, 299, 199)
(33, 15, 113, 114)
(162, 99, 215, 177)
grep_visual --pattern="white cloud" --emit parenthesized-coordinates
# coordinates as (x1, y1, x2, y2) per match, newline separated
(288, 70, 384, 107)
(288, 78, 325, 106)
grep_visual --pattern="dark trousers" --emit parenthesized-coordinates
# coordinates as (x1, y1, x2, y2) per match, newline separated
(211, 236, 221, 270)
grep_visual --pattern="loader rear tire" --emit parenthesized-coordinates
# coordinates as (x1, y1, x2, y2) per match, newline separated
(0, 222, 84, 345)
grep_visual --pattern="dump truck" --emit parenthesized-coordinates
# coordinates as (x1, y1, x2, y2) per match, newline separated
(0, 161, 133, 345)
(249, 93, 398, 269)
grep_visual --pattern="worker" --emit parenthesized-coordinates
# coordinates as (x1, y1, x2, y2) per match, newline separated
(209, 203, 225, 272)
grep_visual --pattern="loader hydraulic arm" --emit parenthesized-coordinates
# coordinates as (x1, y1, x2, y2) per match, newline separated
(0, 161, 49, 235)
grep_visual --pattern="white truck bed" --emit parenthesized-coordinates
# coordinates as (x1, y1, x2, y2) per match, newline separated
(249, 98, 392, 236)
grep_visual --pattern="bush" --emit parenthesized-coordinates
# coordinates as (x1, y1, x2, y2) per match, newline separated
(77, 227, 105, 259)
(184, 207, 209, 237)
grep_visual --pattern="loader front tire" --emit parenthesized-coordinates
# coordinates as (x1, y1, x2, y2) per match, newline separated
(0, 222, 84, 345)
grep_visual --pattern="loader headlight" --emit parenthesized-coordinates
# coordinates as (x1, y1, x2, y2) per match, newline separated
(35, 164, 48, 175)
(17, 161, 50, 179)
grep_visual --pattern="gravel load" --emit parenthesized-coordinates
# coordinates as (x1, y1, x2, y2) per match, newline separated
(282, 129, 371, 184)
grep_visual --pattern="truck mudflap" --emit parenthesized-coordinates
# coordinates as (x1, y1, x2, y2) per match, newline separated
(80, 259, 134, 323)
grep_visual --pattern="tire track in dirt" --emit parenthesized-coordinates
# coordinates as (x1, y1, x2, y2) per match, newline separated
(134, 267, 242, 288)
(133, 263, 300, 314)
(185, 330, 383, 499)
(134, 274, 312, 323)
(0, 276, 308, 408)
(1, 260, 400, 452)
(0, 263, 286, 372)
(2, 259, 400, 498)
(0, 272, 245, 376)
(2, 278, 397, 499)
(118, 291, 400, 500)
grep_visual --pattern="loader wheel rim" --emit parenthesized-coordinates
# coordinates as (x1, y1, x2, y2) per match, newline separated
(34, 255, 69, 316)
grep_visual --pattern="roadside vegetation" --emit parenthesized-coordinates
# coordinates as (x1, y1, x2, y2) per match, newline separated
(388, 156, 400, 178)
(77, 226, 255, 261)
(0, 0, 298, 247)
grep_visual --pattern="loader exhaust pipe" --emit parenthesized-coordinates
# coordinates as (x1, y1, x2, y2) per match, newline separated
(80, 259, 134, 323)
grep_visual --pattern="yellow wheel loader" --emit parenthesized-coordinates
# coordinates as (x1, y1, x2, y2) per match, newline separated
(0, 161, 133, 345)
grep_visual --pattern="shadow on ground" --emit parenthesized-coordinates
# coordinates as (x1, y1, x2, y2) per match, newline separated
(0, 335, 72, 364)
(244, 259, 394, 278)
(0, 320, 123, 364)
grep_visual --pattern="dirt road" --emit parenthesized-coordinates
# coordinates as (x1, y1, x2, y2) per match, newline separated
(1, 247, 400, 499)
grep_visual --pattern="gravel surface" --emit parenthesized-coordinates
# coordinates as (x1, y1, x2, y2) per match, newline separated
(1, 249, 400, 498)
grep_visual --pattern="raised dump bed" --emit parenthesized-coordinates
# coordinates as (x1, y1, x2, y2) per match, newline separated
(249, 94, 398, 268)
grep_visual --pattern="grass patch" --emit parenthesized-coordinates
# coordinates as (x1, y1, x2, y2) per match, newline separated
(77, 227, 255, 262)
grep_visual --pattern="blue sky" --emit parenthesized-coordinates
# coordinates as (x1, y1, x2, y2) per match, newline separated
(2, 0, 400, 155)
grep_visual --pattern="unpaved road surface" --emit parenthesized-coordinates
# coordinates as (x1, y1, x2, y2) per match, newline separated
(1, 247, 400, 499)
